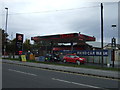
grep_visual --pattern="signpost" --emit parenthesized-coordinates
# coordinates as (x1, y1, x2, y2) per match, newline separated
(111, 37, 116, 67)
(16, 33, 24, 61)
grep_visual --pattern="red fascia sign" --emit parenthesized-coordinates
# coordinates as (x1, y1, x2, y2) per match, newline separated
(60, 34, 74, 38)
(31, 37, 40, 41)
(79, 34, 95, 41)
(31, 33, 95, 41)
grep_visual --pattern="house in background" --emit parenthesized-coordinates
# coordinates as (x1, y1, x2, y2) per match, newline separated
(86, 41, 108, 50)
(87, 41, 120, 65)
(104, 43, 120, 63)
(104, 43, 120, 50)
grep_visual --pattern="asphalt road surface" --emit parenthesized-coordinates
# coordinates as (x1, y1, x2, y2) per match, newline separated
(2, 63, 119, 89)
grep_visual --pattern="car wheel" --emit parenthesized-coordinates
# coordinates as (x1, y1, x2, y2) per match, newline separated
(63, 59, 66, 63)
(76, 61, 81, 65)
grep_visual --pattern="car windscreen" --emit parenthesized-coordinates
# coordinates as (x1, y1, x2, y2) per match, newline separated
(69, 55, 79, 58)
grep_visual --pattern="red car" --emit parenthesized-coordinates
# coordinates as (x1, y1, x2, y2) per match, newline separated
(63, 54, 86, 65)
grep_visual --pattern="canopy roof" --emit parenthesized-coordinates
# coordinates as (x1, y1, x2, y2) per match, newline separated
(31, 33, 95, 43)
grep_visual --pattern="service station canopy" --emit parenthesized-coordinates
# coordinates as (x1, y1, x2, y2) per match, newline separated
(31, 33, 95, 43)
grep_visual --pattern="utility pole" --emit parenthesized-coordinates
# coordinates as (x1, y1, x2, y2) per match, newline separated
(101, 3, 104, 67)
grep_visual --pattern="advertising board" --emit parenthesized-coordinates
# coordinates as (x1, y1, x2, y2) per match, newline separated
(16, 33, 23, 55)
(59, 50, 108, 56)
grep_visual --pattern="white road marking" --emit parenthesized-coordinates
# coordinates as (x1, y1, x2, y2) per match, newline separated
(52, 78, 107, 89)
(8, 69, 37, 76)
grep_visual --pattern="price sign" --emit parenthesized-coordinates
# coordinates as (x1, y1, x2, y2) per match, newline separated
(16, 33, 23, 55)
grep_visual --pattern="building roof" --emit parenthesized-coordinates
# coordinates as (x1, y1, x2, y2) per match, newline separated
(86, 42, 108, 48)
(104, 43, 120, 49)
(86, 42, 120, 49)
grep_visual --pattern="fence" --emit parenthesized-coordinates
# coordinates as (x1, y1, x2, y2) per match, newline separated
(58, 50, 111, 65)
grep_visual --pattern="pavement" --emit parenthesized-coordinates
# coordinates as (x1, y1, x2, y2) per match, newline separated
(2, 59, 120, 80)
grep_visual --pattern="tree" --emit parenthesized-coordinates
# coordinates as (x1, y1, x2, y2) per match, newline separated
(5, 38, 16, 58)
(23, 39, 31, 52)
(1, 29, 9, 55)
(6, 38, 32, 56)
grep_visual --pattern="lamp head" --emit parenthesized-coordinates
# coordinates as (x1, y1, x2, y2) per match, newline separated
(5, 7, 8, 9)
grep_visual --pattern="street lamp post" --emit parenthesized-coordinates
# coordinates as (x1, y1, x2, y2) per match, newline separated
(4, 7, 8, 58)
(5, 7, 8, 33)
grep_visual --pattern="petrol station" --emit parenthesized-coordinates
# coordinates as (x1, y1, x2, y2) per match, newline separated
(31, 32, 96, 56)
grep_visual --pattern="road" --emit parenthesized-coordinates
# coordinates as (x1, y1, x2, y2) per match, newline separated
(2, 63, 119, 89)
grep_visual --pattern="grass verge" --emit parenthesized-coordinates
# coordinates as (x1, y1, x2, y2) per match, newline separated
(2, 58, 120, 72)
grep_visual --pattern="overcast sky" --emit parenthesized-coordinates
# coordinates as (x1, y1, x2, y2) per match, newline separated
(0, 0, 119, 44)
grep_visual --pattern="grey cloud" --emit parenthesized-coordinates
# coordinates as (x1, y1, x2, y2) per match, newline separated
(1, 1, 118, 44)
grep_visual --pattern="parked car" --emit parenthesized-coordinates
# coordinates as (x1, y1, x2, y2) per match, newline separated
(63, 54, 86, 65)
(45, 54, 52, 61)
(45, 53, 61, 62)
